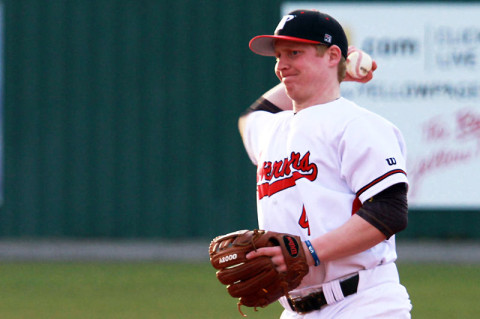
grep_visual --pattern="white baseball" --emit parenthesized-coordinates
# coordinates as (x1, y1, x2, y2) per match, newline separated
(346, 51, 373, 79)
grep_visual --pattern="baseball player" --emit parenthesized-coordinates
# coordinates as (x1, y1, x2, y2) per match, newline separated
(238, 9, 412, 318)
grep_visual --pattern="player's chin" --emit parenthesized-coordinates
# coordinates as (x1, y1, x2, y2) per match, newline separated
(282, 79, 299, 95)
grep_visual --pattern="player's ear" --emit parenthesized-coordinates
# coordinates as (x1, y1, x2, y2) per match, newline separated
(327, 45, 342, 65)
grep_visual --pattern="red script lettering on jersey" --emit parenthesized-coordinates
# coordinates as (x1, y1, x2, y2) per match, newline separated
(257, 151, 318, 199)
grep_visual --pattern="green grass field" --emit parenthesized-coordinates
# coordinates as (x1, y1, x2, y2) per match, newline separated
(0, 262, 478, 318)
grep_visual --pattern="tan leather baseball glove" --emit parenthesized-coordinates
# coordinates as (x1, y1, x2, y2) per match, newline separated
(209, 229, 309, 316)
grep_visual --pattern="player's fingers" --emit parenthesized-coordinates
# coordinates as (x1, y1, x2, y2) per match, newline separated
(246, 247, 287, 273)
(271, 254, 287, 273)
(246, 246, 281, 259)
(360, 71, 373, 83)
(347, 45, 358, 56)
(361, 65, 376, 83)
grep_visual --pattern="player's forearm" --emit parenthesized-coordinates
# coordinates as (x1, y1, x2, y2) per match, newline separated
(305, 214, 387, 266)
(261, 83, 293, 111)
(238, 115, 248, 141)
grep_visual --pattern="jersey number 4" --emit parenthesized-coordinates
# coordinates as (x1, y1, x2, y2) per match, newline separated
(299, 205, 311, 236)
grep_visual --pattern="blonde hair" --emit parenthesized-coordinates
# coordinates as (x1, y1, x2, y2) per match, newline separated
(316, 45, 347, 83)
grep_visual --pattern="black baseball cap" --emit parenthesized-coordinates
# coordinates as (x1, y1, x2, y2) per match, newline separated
(249, 9, 348, 59)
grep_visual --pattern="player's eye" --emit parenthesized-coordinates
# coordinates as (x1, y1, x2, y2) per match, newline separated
(275, 50, 301, 61)
(289, 50, 301, 58)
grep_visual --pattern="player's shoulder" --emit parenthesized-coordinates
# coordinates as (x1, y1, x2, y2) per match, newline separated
(336, 97, 372, 116)
(247, 109, 293, 125)
(300, 97, 374, 124)
(337, 98, 395, 126)
(244, 109, 294, 138)
(302, 97, 363, 116)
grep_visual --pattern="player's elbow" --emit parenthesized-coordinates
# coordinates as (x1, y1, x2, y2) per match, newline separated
(238, 116, 247, 139)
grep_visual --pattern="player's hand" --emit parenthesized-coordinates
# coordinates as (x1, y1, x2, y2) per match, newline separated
(246, 246, 287, 273)
(210, 230, 309, 313)
(344, 46, 377, 83)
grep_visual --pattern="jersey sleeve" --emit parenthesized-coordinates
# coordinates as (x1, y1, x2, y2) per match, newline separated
(339, 113, 408, 203)
(241, 111, 278, 165)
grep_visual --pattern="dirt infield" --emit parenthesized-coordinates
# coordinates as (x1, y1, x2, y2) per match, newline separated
(0, 239, 479, 263)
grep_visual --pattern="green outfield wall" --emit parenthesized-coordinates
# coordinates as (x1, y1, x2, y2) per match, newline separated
(1, 0, 479, 239)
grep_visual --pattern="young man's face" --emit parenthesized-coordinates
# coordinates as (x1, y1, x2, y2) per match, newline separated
(274, 40, 332, 107)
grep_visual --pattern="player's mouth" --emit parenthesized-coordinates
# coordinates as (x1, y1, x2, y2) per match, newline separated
(280, 72, 297, 82)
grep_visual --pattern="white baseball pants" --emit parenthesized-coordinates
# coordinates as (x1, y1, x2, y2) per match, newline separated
(279, 263, 412, 319)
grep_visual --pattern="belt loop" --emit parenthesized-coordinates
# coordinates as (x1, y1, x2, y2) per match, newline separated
(322, 279, 347, 304)
(332, 280, 345, 302)
(322, 280, 341, 304)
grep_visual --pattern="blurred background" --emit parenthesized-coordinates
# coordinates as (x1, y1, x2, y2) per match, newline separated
(2, 0, 480, 243)
(0, 1, 479, 318)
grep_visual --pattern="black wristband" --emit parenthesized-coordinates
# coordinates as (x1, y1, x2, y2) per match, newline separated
(241, 97, 283, 117)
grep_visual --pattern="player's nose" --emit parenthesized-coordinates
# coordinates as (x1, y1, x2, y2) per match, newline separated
(275, 58, 289, 78)
(275, 56, 289, 70)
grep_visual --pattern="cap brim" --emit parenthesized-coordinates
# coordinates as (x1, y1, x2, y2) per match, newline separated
(249, 35, 322, 56)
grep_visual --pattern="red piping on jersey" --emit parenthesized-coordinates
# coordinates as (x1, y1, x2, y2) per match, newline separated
(356, 169, 407, 198)
(352, 169, 406, 215)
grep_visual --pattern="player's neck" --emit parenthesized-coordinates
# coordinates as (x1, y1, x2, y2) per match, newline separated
(293, 86, 341, 113)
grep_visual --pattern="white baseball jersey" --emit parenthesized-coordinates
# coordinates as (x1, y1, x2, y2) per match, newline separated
(242, 97, 408, 288)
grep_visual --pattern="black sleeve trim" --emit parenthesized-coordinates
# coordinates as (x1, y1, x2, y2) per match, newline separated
(356, 183, 408, 239)
(241, 97, 283, 117)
